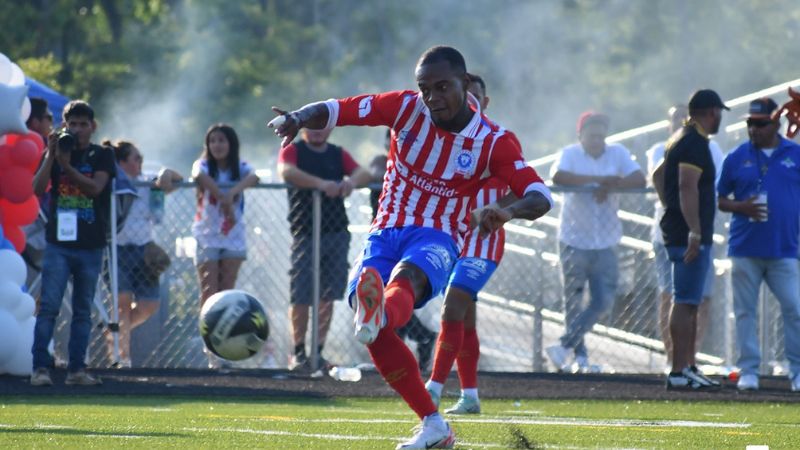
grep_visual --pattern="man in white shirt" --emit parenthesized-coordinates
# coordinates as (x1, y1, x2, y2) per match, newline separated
(547, 111, 646, 371)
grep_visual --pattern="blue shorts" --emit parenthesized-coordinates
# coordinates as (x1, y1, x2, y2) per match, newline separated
(666, 245, 712, 306)
(346, 226, 458, 309)
(655, 241, 715, 297)
(447, 257, 498, 300)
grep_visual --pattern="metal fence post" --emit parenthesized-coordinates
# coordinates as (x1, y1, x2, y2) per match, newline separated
(109, 178, 120, 364)
(532, 248, 544, 372)
(309, 190, 322, 372)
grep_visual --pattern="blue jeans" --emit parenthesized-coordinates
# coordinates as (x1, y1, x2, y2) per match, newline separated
(32, 244, 104, 371)
(558, 243, 618, 358)
(731, 257, 800, 378)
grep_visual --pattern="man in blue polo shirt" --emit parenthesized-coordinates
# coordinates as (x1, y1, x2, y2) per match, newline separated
(717, 97, 800, 392)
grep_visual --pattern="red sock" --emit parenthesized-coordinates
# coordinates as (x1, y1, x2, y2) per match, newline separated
(456, 327, 479, 389)
(430, 321, 464, 384)
(368, 326, 436, 419)
(384, 278, 415, 329)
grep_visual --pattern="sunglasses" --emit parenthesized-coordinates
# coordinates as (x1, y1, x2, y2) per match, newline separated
(746, 119, 774, 128)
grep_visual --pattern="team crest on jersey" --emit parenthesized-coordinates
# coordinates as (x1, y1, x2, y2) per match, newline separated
(358, 96, 373, 118)
(454, 149, 476, 175)
(781, 157, 796, 169)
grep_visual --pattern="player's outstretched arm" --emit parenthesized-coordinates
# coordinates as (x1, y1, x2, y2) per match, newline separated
(477, 190, 551, 237)
(267, 102, 330, 148)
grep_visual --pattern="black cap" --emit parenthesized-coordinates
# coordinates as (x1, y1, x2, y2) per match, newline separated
(688, 89, 730, 111)
(745, 97, 778, 119)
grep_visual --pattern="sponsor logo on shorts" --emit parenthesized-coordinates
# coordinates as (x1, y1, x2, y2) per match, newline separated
(421, 244, 453, 271)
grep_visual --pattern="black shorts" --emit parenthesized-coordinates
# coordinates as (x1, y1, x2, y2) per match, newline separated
(289, 231, 351, 305)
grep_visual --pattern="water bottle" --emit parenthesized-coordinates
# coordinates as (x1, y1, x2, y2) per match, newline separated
(329, 366, 362, 382)
(149, 187, 165, 224)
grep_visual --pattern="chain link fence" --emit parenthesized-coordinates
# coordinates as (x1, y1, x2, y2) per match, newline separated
(37, 79, 800, 375)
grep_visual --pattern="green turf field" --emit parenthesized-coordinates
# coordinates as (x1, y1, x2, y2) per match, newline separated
(0, 396, 797, 449)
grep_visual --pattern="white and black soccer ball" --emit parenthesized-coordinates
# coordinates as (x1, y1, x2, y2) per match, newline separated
(199, 289, 269, 361)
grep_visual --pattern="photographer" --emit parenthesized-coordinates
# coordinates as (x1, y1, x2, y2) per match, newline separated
(30, 100, 115, 387)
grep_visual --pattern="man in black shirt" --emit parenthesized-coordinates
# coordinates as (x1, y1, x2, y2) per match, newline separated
(278, 128, 372, 370)
(653, 89, 727, 390)
(30, 100, 115, 386)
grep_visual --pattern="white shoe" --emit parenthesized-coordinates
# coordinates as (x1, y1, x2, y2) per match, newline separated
(396, 414, 455, 449)
(737, 373, 759, 391)
(791, 373, 800, 392)
(354, 267, 384, 345)
(545, 344, 572, 371)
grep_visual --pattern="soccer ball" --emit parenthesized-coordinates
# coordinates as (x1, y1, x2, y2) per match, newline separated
(199, 289, 269, 361)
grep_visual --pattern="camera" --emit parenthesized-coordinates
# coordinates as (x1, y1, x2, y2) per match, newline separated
(57, 129, 76, 152)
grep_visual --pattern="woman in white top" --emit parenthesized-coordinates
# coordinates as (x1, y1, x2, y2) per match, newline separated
(107, 139, 182, 367)
(191, 124, 259, 307)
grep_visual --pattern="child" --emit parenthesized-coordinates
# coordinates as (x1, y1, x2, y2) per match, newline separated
(191, 124, 259, 368)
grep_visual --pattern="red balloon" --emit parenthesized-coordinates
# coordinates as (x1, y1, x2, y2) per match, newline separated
(22, 130, 45, 153)
(0, 196, 39, 227)
(4, 224, 25, 253)
(3, 134, 23, 146)
(0, 144, 12, 170)
(0, 167, 33, 203)
(10, 139, 39, 172)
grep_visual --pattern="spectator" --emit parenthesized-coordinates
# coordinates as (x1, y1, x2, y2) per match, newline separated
(653, 89, 728, 390)
(647, 104, 723, 371)
(717, 97, 800, 392)
(105, 139, 183, 368)
(368, 128, 437, 372)
(278, 127, 371, 370)
(30, 100, 115, 386)
(21, 97, 53, 296)
(192, 123, 259, 368)
(547, 111, 646, 372)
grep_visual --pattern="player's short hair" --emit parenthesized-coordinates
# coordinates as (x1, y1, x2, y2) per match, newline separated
(467, 73, 486, 94)
(28, 97, 51, 122)
(417, 46, 467, 75)
(63, 100, 95, 121)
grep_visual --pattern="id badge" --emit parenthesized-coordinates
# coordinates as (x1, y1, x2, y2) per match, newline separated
(57, 211, 78, 241)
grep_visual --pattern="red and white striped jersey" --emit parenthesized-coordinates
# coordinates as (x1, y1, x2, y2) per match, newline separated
(460, 177, 509, 263)
(326, 90, 547, 247)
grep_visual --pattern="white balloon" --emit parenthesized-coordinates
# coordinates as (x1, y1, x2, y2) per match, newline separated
(0, 249, 27, 286)
(2, 316, 33, 376)
(7, 63, 25, 86)
(0, 53, 11, 84)
(0, 280, 23, 312)
(20, 95, 31, 122)
(0, 310, 20, 366)
(11, 293, 35, 322)
(0, 83, 28, 135)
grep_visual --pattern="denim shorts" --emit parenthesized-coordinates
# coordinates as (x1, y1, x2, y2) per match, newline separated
(655, 241, 714, 298)
(447, 257, 498, 300)
(194, 246, 247, 265)
(666, 245, 712, 305)
(116, 244, 160, 301)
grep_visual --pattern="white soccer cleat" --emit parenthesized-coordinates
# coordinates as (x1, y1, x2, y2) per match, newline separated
(444, 394, 481, 415)
(354, 267, 384, 345)
(396, 415, 456, 449)
(545, 344, 572, 371)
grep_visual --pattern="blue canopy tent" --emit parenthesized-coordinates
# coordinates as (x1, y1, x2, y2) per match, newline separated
(25, 78, 70, 125)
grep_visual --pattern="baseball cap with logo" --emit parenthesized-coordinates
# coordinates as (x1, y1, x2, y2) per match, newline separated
(576, 110, 610, 134)
(688, 89, 730, 111)
(745, 97, 779, 120)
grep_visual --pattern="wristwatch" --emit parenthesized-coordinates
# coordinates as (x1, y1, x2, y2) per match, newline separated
(688, 231, 702, 242)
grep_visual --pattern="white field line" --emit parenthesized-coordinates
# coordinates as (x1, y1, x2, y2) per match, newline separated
(280, 416, 750, 429)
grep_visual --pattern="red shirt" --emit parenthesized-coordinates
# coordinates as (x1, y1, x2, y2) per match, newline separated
(327, 90, 545, 247)
(461, 177, 509, 263)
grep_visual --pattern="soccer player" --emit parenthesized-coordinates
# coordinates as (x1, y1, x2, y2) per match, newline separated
(425, 73, 505, 415)
(270, 46, 552, 449)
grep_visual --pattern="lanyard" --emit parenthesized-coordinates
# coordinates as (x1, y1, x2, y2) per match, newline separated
(752, 143, 770, 192)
